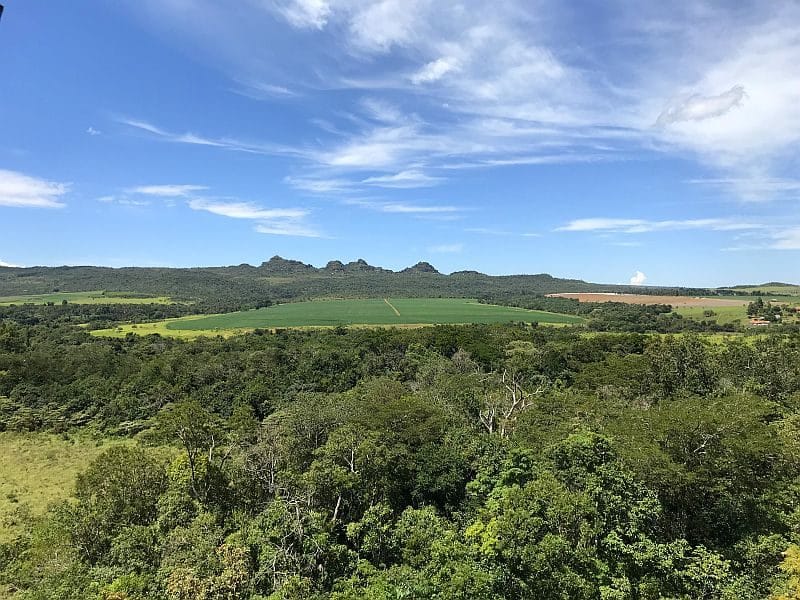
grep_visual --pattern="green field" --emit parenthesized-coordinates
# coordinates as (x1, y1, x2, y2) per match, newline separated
(0, 433, 126, 543)
(676, 303, 800, 326)
(674, 305, 750, 325)
(167, 298, 584, 330)
(91, 298, 583, 338)
(0, 290, 174, 305)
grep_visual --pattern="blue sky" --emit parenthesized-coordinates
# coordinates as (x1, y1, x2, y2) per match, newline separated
(1, 1, 799, 286)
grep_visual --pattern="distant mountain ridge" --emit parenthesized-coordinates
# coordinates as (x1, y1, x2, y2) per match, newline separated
(0, 256, 713, 310)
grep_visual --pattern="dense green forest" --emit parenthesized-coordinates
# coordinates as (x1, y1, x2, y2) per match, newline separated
(1, 299, 800, 599)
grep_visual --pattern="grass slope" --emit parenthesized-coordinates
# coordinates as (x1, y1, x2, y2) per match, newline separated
(166, 298, 584, 330)
(0, 433, 124, 543)
(0, 290, 174, 306)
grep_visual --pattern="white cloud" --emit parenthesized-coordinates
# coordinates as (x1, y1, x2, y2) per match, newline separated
(86, 127, 102, 136)
(284, 175, 353, 193)
(0, 259, 23, 268)
(254, 221, 322, 237)
(272, 0, 331, 29)
(128, 1, 800, 205)
(428, 243, 463, 253)
(690, 176, 800, 203)
(380, 203, 459, 214)
(656, 85, 746, 126)
(232, 80, 297, 99)
(643, 9, 800, 189)
(119, 117, 306, 158)
(347, 0, 423, 52)
(188, 199, 307, 220)
(344, 199, 462, 215)
(0, 169, 67, 208)
(189, 198, 321, 238)
(770, 227, 800, 250)
(129, 184, 208, 197)
(557, 217, 764, 234)
(360, 98, 404, 124)
(630, 270, 647, 285)
(361, 169, 444, 188)
(410, 57, 459, 84)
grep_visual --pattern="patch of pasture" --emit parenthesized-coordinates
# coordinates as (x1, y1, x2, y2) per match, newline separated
(0, 290, 174, 305)
(0, 433, 126, 543)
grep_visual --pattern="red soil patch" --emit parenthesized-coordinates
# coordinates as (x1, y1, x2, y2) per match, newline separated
(546, 293, 748, 307)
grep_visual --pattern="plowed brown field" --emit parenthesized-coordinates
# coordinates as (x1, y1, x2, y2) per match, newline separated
(546, 293, 748, 307)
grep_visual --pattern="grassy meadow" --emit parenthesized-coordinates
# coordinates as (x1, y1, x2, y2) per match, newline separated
(0, 290, 174, 306)
(0, 433, 127, 543)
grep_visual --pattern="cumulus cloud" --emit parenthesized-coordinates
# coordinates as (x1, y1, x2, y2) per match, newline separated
(0, 169, 68, 208)
(129, 184, 208, 197)
(656, 85, 746, 126)
(630, 271, 647, 285)
(86, 127, 102, 136)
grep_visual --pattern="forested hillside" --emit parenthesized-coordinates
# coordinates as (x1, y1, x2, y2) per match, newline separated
(0, 257, 712, 311)
(1, 308, 800, 598)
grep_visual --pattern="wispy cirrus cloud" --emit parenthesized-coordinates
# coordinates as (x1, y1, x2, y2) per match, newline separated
(689, 176, 800, 203)
(254, 221, 322, 237)
(361, 169, 444, 188)
(271, 0, 331, 30)
(771, 227, 800, 250)
(129, 0, 800, 208)
(656, 85, 746, 126)
(465, 227, 540, 238)
(344, 199, 462, 215)
(128, 184, 208, 197)
(0, 169, 68, 208)
(118, 117, 307, 158)
(188, 199, 308, 220)
(557, 217, 765, 234)
(188, 198, 321, 237)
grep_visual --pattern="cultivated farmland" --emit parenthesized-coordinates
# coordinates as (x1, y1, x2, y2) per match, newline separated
(91, 298, 583, 338)
(168, 298, 583, 330)
(546, 292, 752, 307)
